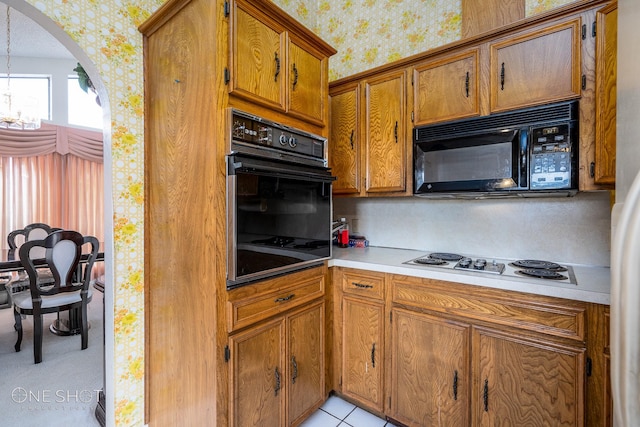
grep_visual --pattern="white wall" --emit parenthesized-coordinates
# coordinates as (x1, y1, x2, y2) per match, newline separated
(335, 191, 611, 266)
(4, 56, 77, 125)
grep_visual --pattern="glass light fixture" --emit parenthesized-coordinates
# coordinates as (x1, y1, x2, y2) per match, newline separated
(0, 5, 40, 130)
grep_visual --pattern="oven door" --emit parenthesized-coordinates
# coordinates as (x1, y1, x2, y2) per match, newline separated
(227, 154, 335, 288)
(414, 128, 529, 194)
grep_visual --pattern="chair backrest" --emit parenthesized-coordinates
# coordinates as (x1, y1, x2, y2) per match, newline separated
(19, 230, 99, 298)
(8, 223, 58, 259)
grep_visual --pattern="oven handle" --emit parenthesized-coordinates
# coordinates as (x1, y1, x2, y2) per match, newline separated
(228, 156, 336, 183)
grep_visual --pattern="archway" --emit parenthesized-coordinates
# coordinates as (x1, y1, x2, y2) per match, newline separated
(0, 0, 115, 425)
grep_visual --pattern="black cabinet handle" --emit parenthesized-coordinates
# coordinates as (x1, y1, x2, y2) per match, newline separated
(465, 72, 469, 97)
(394, 121, 398, 143)
(500, 63, 505, 90)
(353, 282, 373, 289)
(483, 379, 489, 412)
(274, 294, 295, 303)
(350, 130, 354, 149)
(371, 343, 376, 368)
(453, 370, 458, 400)
(291, 356, 298, 384)
(274, 52, 280, 82)
(292, 63, 298, 88)
(274, 367, 281, 396)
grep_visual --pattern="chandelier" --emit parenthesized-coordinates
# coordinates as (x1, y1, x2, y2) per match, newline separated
(0, 5, 40, 130)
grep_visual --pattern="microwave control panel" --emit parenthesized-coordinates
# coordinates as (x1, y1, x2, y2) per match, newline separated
(529, 123, 574, 190)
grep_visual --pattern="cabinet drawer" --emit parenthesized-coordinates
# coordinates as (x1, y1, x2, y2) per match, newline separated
(227, 265, 326, 332)
(391, 275, 586, 341)
(341, 269, 385, 300)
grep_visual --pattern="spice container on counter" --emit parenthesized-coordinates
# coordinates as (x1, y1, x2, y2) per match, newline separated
(338, 218, 349, 248)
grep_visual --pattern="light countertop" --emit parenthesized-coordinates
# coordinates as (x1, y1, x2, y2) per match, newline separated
(329, 246, 611, 305)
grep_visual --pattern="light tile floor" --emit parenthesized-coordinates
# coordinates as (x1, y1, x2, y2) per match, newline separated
(300, 395, 397, 427)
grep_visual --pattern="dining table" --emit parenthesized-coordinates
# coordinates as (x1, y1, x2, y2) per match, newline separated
(0, 247, 105, 335)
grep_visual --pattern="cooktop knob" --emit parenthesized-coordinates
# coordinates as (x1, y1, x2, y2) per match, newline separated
(473, 259, 487, 270)
(458, 257, 472, 268)
(279, 133, 287, 146)
(288, 136, 297, 148)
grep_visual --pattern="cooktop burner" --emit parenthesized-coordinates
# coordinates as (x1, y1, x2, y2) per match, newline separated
(515, 268, 568, 280)
(429, 252, 463, 261)
(404, 253, 577, 284)
(414, 257, 448, 266)
(511, 260, 567, 271)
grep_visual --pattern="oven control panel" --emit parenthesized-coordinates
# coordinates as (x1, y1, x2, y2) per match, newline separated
(229, 109, 327, 166)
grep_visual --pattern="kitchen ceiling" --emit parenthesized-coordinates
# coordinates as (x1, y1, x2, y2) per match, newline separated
(0, 5, 74, 60)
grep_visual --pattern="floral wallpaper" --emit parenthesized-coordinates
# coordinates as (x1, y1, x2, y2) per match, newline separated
(274, 0, 575, 81)
(19, 0, 575, 425)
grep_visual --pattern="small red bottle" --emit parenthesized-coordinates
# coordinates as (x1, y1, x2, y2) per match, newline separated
(338, 219, 349, 248)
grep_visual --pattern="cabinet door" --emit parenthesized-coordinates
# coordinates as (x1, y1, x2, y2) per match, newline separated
(594, 3, 617, 186)
(413, 50, 479, 126)
(473, 327, 584, 426)
(342, 296, 385, 412)
(329, 85, 361, 195)
(389, 308, 470, 427)
(490, 19, 581, 112)
(289, 39, 326, 125)
(230, 0, 285, 111)
(364, 71, 407, 194)
(287, 302, 325, 425)
(229, 318, 285, 427)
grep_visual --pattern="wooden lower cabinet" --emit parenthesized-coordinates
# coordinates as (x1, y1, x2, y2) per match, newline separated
(229, 300, 325, 427)
(331, 267, 610, 427)
(341, 296, 385, 412)
(473, 326, 584, 426)
(389, 308, 470, 426)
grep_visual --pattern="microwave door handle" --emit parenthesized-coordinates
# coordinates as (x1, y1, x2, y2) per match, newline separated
(520, 129, 529, 188)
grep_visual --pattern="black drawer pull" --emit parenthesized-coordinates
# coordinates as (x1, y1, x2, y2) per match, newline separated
(274, 294, 295, 303)
(371, 343, 376, 368)
(274, 366, 281, 396)
(353, 282, 373, 289)
(453, 370, 458, 400)
(483, 379, 489, 412)
(274, 52, 280, 82)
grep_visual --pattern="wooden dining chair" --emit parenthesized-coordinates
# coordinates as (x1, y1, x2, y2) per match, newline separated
(12, 230, 99, 364)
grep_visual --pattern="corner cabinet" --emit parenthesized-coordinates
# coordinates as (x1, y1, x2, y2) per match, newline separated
(329, 70, 410, 197)
(227, 266, 327, 427)
(228, 0, 335, 126)
(489, 19, 582, 113)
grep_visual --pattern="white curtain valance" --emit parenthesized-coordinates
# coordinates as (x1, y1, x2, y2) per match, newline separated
(0, 122, 103, 163)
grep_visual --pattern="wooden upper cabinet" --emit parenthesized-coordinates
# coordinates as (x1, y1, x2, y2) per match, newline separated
(329, 84, 361, 195)
(229, 0, 335, 127)
(462, 0, 525, 38)
(364, 70, 407, 194)
(413, 49, 480, 126)
(594, 2, 617, 186)
(490, 19, 582, 113)
(288, 38, 326, 124)
(230, 2, 285, 111)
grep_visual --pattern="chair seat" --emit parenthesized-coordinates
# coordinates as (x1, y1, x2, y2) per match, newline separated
(12, 287, 93, 310)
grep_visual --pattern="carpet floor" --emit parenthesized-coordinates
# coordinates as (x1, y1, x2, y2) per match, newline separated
(0, 292, 104, 426)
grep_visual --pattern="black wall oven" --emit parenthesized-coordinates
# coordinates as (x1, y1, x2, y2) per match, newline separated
(226, 109, 335, 289)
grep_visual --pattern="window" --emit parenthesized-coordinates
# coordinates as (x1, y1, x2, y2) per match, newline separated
(0, 75, 51, 121)
(68, 76, 103, 129)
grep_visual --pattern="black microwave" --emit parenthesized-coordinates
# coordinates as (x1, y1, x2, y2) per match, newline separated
(413, 101, 579, 198)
